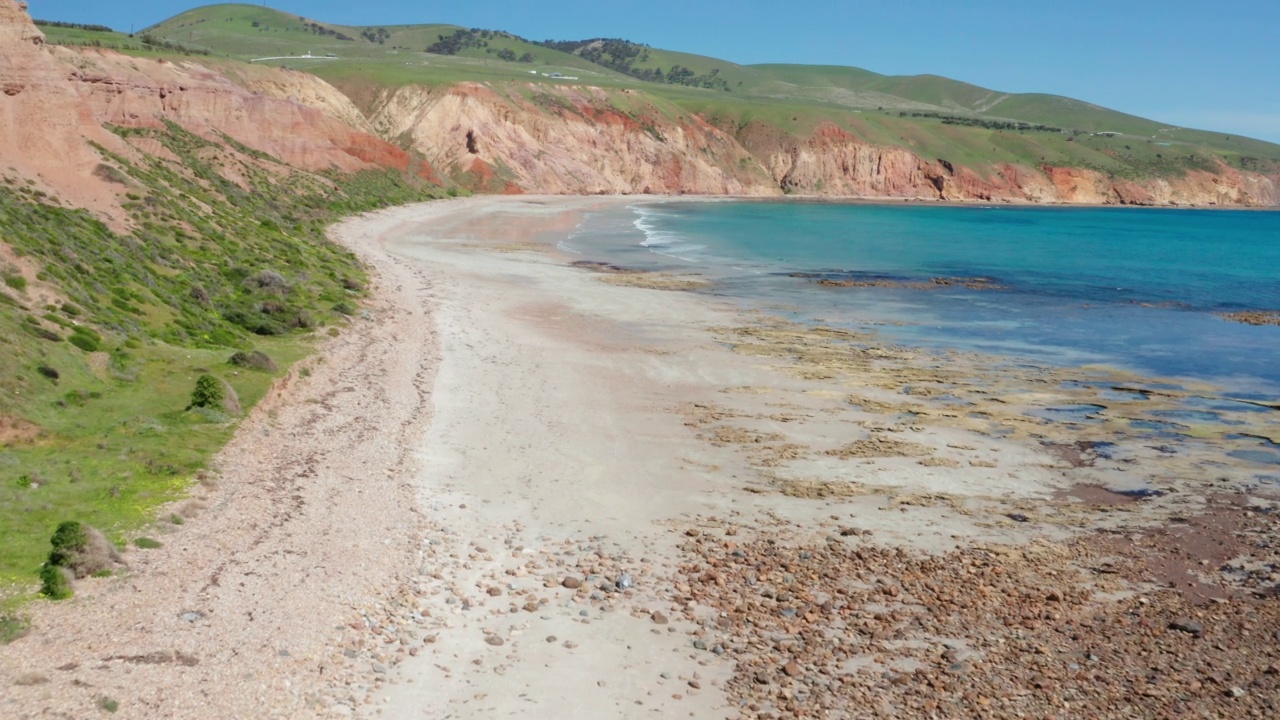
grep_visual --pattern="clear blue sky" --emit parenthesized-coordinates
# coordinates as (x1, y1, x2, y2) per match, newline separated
(27, 0, 1280, 144)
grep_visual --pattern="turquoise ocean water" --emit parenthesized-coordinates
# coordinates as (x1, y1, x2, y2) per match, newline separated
(562, 201, 1280, 397)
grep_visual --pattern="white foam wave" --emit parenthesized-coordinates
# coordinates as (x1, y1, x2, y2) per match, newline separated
(630, 205, 702, 261)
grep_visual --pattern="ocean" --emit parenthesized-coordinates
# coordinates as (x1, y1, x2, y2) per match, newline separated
(561, 200, 1280, 397)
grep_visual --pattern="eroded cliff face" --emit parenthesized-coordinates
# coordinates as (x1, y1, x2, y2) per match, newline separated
(741, 121, 1278, 206)
(1, 0, 1275, 208)
(0, 0, 423, 220)
(359, 78, 1277, 205)
(368, 83, 776, 195)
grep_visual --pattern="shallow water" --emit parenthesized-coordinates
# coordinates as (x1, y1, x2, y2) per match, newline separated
(565, 201, 1280, 396)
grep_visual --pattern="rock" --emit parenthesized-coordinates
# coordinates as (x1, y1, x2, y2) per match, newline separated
(484, 635, 505, 647)
(652, 611, 669, 625)
(688, 679, 701, 689)
(693, 639, 709, 650)
(783, 661, 802, 678)
(562, 576, 582, 589)
(1226, 686, 1247, 698)
(616, 574, 634, 591)
(1169, 619, 1204, 636)
(179, 611, 203, 623)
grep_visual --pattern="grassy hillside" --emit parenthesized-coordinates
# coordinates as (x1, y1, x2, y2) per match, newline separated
(0, 118, 442, 609)
(138, 5, 1280, 179)
(141, 5, 629, 87)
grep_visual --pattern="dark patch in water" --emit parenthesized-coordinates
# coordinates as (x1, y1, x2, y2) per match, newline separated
(1229, 450, 1280, 466)
(787, 270, 1006, 291)
(1149, 408, 1242, 425)
(1128, 418, 1190, 436)
(1183, 396, 1273, 414)
(1027, 404, 1107, 424)
(1100, 388, 1149, 402)
(1225, 433, 1280, 448)
(1109, 487, 1167, 500)
(570, 260, 642, 274)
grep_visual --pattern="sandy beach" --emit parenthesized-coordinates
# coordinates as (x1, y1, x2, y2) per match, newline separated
(2, 195, 1278, 718)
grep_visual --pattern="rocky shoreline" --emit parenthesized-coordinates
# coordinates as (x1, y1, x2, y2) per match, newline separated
(4, 196, 1276, 719)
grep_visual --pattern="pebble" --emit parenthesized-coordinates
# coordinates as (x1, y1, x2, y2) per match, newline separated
(484, 635, 505, 647)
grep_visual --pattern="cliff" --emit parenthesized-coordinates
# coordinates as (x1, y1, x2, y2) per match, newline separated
(0, 0, 426, 224)
(1, 0, 1276, 208)
(367, 83, 774, 195)
(355, 80, 1278, 206)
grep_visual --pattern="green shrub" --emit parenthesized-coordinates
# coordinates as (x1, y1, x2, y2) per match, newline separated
(68, 327, 101, 352)
(187, 374, 224, 410)
(25, 324, 62, 342)
(3, 273, 26, 291)
(228, 350, 277, 372)
(39, 563, 73, 600)
(47, 520, 87, 567)
(134, 537, 162, 549)
(36, 364, 59, 381)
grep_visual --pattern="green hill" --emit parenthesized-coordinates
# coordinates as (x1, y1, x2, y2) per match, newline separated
(132, 4, 1280, 175)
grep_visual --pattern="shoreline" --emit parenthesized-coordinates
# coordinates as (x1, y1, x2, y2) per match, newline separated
(354, 196, 1279, 717)
(538, 192, 1280, 212)
(1, 195, 1277, 718)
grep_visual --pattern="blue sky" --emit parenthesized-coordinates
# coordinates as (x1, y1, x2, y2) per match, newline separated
(27, 0, 1280, 144)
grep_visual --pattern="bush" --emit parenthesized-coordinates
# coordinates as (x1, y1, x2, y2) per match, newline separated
(3, 273, 26, 291)
(68, 327, 101, 352)
(40, 520, 121, 593)
(134, 537, 162, 549)
(188, 374, 224, 410)
(39, 563, 73, 600)
(47, 520, 87, 567)
(36, 364, 59, 381)
(228, 350, 277, 372)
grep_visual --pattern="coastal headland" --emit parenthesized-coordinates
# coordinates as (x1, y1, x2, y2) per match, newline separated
(5, 196, 1277, 718)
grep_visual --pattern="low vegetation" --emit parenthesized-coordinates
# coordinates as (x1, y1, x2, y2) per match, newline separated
(0, 115, 441, 600)
(38, 520, 121, 599)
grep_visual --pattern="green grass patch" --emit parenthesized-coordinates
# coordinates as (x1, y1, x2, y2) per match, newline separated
(0, 111, 439, 600)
